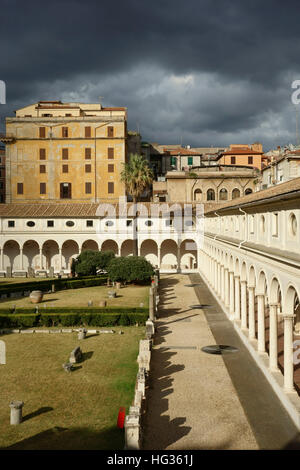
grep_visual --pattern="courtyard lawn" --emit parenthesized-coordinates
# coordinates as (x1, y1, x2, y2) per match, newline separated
(0, 326, 144, 450)
(0, 284, 149, 309)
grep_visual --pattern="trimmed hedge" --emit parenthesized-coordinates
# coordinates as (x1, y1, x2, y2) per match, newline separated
(0, 275, 108, 296)
(0, 311, 148, 328)
(0, 306, 148, 315)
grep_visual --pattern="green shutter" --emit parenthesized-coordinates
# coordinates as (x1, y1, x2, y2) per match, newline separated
(188, 157, 193, 165)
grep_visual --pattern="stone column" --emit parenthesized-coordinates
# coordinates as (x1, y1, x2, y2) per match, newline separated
(257, 294, 265, 353)
(221, 265, 225, 303)
(20, 248, 23, 270)
(177, 245, 181, 271)
(248, 286, 255, 339)
(9, 400, 24, 425)
(39, 248, 43, 270)
(269, 303, 279, 371)
(282, 313, 295, 392)
(240, 281, 247, 330)
(217, 263, 221, 296)
(224, 268, 229, 307)
(214, 261, 218, 292)
(59, 247, 63, 271)
(0, 248, 3, 271)
(229, 271, 235, 318)
(234, 275, 240, 321)
(157, 245, 161, 269)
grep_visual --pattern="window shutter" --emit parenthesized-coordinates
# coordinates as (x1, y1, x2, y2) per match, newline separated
(108, 182, 114, 194)
(39, 148, 46, 160)
(60, 183, 63, 199)
(39, 127, 46, 138)
(85, 127, 91, 138)
(85, 182, 92, 194)
(107, 126, 114, 138)
(62, 148, 68, 159)
(108, 164, 114, 173)
(108, 147, 114, 159)
(68, 183, 72, 199)
(85, 148, 91, 159)
(17, 183, 23, 194)
(40, 183, 46, 194)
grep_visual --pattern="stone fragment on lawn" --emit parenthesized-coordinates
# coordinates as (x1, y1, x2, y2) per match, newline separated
(62, 363, 73, 373)
(69, 346, 83, 364)
(99, 329, 115, 334)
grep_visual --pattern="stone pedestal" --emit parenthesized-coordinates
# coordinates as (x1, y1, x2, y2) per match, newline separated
(78, 329, 87, 340)
(9, 400, 24, 425)
(124, 414, 140, 450)
(6, 266, 12, 278)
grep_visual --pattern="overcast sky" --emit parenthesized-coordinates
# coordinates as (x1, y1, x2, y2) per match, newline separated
(1, 0, 300, 151)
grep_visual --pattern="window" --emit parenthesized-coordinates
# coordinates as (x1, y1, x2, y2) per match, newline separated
(39, 148, 46, 160)
(165, 219, 173, 227)
(62, 148, 68, 160)
(40, 165, 46, 174)
(108, 164, 114, 173)
(66, 221, 75, 227)
(39, 127, 46, 138)
(0, 182, 3, 189)
(170, 156, 177, 166)
(85, 126, 91, 138)
(231, 156, 236, 164)
(272, 213, 278, 237)
(248, 156, 253, 164)
(232, 188, 240, 199)
(289, 213, 297, 236)
(8, 220, 15, 228)
(108, 147, 114, 159)
(27, 221, 35, 227)
(62, 127, 68, 138)
(107, 126, 114, 138)
(47, 220, 54, 227)
(85, 148, 91, 159)
(260, 215, 266, 233)
(194, 189, 202, 201)
(108, 182, 114, 194)
(250, 215, 255, 233)
(85, 164, 91, 173)
(85, 182, 92, 194)
(86, 220, 93, 227)
(105, 220, 114, 226)
(40, 182, 46, 194)
(219, 188, 228, 201)
(145, 220, 153, 226)
(126, 219, 132, 226)
(60, 182, 71, 199)
(207, 188, 215, 201)
(62, 164, 68, 173)
(188, 157, 193, 166)
(17, 182, 23, 194)
(245, 188, 253, 195)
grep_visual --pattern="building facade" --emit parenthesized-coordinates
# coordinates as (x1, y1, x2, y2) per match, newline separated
(217, 143, 267, 170)
(261, 150, 300, 189)
(0, 147, 5, 203)
(0, 101, 127, 204)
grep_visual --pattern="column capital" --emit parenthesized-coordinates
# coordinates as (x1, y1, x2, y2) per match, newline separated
(269, 302, 279, 308)
(280, 313, 296, 320)
(241, 279, 247, 285)
(234, 275, 240, 280)
(248, 284, 255, 290)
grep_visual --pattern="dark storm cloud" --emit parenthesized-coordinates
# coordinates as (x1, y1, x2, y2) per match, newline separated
(1, 0, 300, 149)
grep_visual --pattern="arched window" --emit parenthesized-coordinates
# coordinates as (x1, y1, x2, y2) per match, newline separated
(194, 188, 202, 201)
(207, 188, 215, 201)
(232, 188, 240, 199)
(245, 188, 253, 195)
(219, 188, 228, 201)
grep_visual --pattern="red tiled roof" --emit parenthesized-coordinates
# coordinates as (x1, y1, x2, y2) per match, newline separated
(220, 149, 263, 155)
(164, 147, 201, 156)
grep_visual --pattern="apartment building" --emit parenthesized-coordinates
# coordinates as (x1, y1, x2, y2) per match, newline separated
(0, 101, 127, 203)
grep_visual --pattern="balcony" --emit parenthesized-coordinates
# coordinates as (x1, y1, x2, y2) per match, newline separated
(0, 133, 15, 143)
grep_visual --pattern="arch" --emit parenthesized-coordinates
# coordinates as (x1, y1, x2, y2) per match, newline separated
(245, 188, 253, 195)
(194, 188, 202, 202)
(219, 188, 228, 201)
(81, 239, 99, 252)
(23, 240, 40, 270)
(270, 277, 283, 304)
(42, 240, 59, 271)
(234, 258, 240, 276)
(140, 239, 158, 267)
(232, 188, 241, 199)
(207, 188, 215, 201)
(3, 240, 21, 271)
(121, 239, 134, 257)
(248, 265, 256, 287)
(101, 239, 119, 255)
(62, 240, 79, 270)
(284, 285, 300, 316)
(240, 262, 247, 282)
(160, 239, 178, 269)
(257, 270, 268, 296)
(180, 239, 197, 269)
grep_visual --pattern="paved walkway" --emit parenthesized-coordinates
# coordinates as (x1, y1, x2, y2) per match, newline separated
(142, 273, 299, 450)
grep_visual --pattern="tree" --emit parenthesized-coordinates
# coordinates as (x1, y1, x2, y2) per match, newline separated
(74, 250, 115, 276)
(107, 256, 154, 284)
(120, 154, 154, 255)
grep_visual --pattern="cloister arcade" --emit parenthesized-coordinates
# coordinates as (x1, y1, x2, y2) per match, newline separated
(1, 236, 200, 273)
(200, 238, 300, 397)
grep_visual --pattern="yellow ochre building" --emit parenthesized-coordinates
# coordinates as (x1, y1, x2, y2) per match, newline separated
(1, 100, 127, 203)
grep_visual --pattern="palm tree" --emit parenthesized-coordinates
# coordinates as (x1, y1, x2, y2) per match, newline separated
(120, 154, 154, 256)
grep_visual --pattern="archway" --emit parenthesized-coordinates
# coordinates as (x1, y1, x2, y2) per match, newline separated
(160, 239, 178, 269)
(42, 240, 59, 271)
(180, 239, 197, 269)
(232, 188, 241, 199)
(194, 188, 202, 202)
(3, 240, 20, 272)
(140, 240, 158, 267)
(121, 239, 134, 257)
(23, 240, 40, 271)
(81, 240, 99, 252)
(62, 240, 79, 270)
(101, 239, 119, 255)
(219, 188, 228, 201)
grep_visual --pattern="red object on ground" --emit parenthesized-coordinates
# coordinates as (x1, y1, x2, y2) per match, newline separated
(117, 407, 126, 428)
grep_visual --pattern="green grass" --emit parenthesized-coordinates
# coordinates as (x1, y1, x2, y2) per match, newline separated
(0, 326, 144, 450)
(0, 285, 149, 309)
